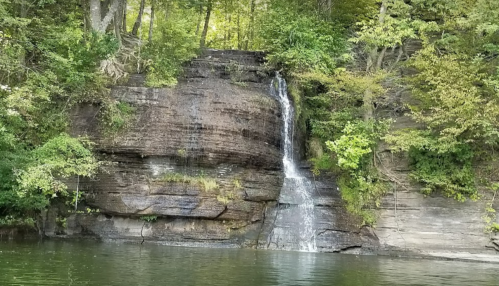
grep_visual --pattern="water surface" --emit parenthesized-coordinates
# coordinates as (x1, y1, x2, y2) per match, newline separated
(0, 241, 497, 285)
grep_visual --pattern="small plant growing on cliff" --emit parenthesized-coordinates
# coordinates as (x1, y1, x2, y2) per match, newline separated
(161, 173, 192, 183)
(483, 184, 499, 233)
(160, 172, 219, 192)
(85, 207, 100, 214)
(199, 177, 219, 192)
(217, 195, 231, 205)
(217, 190, 236, 205)
(233, 179, 242, 190)
(101, 101, 136, 135)
(226, 61, 247, 87)
(177, 149, 187, 158)
(56, 216, 67, 229)
(140, 215, 158, 222)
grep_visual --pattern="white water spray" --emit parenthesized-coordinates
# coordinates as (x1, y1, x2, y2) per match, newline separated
(272, 73, 317, 252)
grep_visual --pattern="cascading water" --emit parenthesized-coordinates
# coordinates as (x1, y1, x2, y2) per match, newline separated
(270, 73, 317, 252)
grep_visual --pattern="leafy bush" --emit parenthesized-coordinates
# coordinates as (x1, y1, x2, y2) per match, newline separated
(386, 130, 478, 201)
(337, 172, 386, 226)
(327, 122, 374, 171)
(17, 133, 98, 199)
(260, 7, 348, 74)
(300, 70, 390, 225)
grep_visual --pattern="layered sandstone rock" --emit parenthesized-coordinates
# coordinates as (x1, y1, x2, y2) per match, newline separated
(61, 50, 374, 250)
(65, 50, 283, 246)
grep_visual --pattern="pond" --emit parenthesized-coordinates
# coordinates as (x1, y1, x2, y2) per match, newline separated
(0, 241, 497, 285)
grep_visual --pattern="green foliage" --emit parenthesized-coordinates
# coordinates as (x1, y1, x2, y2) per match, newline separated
(16, 133, 98, 198)
(143, 7, 199, 87)
(0, 215, 35, 227)
(140, 215, 158, 223)
(337, 173, 386, 226)
(303, 71, 390, 225)
(384, 23, 499, 200)
(101, 101, 136, 135)
(409, 49, 499, 147)
(0, 131, 97, 218)
(327, 122, 375, 171)
(322, 121, 389, 225)
(409, 145, 477, 201)
(56, 216, 67, 228)
(260, 7, 348, 74)
(300, 70, 386, 142)
(386, 131, 479, 201)
(351, 0, 420, 49)
(0, 1, 114, 222)
(483, 184, 499, 233)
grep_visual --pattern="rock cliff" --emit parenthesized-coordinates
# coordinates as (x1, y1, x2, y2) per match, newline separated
(55, 50, 374, 251)
(44, 49, 498, 263)
(62, 50, 283, 247)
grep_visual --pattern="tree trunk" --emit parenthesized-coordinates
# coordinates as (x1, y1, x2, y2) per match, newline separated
(223, 0, 228, 49)
(245, 0, 255, 50)
(363, 0, 388, 122)
(131, 0, 146, 36)
(101, 0, 111, 20)
(227, 14, 232, 48)
(122, 0, 127, 33)
(165, 0, 172, 21)
(89, 0, 102, 31)
(200, 0, 212, 48)
(18, 0, 27, 81)
(327, 0, 332, 18)
(237, 8, 241, 50)
(363, 89, 374, 121)
(114, 0, 124, 45)
(195, 4, 203, 36)
(82, 0, 91, 31)
(148, 0, 155, 43)
(89, 0, 120, 33)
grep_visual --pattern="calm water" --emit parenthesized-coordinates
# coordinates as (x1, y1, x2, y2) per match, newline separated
(0, 241, 498, 286)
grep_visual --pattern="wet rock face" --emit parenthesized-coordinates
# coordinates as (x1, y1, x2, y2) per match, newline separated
(67, 50, 283, 246)
(259, 165, 379, 253)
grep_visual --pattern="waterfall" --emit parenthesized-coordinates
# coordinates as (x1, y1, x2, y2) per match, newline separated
(271, 73, 317, 252)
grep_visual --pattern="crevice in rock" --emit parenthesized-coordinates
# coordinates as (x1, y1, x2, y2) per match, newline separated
(140, 221, 146, 245)
(316, 229, 360, 237)
(333, 245, 362, 253)
(214, 206, 228, 220)
(255, 203, 267, 248)
(266, 205, 280, 249)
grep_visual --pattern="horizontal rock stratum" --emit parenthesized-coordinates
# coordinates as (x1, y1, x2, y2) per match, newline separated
(37, 49, 499, 263)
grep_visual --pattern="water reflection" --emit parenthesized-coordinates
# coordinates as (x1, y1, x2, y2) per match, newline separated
(270, 251, 316, 285)
(0, 241, 497, 286)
